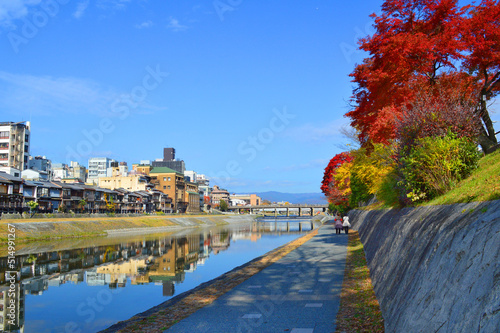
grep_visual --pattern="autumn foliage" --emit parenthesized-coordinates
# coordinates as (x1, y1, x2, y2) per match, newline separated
(346, 0, 499, 152)
(396, 86, 483, 152)
(321, 152, 353, 207)
(322, 0, 497, 209)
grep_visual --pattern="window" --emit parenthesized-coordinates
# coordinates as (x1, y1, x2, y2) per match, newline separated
(163, 177, 166, 181)
(167, 186, 171, 189)
(40, 188, 49, 197)
(168, 177, 171, 181)
(163, 186, 166, 189)
(25, 134, 29, 141)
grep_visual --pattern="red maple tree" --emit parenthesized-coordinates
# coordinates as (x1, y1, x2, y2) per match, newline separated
(461, 0, 500, 152)
(346, 0, 499, 152)
(321, 152, 353, 204)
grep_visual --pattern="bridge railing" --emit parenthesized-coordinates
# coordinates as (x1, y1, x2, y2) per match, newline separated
(228, 204, 328, 209)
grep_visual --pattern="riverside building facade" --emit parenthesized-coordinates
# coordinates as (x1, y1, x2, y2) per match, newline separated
(0, 121, 31, 170)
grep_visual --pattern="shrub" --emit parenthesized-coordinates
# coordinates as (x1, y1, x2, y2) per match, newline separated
(349, 143, 396, 206)
(396, 87, 482, 154)
(329, 202, 348, 215)
(349, 172, 371, 207)
(377, 171, 403, 207)
(400, 132, 481, 203)
(219, 200, 229, 212)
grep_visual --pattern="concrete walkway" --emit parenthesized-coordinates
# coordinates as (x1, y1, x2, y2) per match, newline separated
(165, 224, 348, 333)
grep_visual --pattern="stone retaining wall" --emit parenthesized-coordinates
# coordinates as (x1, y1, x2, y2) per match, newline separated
(348, 200, 500, 333)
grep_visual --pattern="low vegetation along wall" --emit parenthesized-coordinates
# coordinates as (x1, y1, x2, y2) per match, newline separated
(349, 200, 500, 333)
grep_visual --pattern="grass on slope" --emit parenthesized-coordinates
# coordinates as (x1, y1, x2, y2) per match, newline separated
(336, 230, 384, 332)
(426, 148, 500, 206)
(0, 215, 229, 242)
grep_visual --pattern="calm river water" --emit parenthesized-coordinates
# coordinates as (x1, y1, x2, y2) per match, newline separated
(0, 218, 315, 333)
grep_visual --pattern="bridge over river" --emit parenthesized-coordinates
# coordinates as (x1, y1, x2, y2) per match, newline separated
(227, 203, 329, 216)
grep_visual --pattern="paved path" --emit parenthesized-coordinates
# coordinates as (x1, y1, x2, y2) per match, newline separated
(165, 224, 348, 333)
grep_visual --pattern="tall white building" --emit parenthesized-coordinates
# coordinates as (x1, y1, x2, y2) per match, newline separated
(184, 170, 197, 183)
(0, 121, 31, 170)
(88, 157, 115, 184)
(196, 174, 210, 186)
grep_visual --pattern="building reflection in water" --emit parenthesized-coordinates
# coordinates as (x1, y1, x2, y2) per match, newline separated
(0, 220, 311, 332)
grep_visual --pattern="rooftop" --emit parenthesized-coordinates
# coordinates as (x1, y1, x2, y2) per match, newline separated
(149, 167, 182, 175)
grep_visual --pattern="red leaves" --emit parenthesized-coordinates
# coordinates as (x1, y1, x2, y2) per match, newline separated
(461, 0, 500, 95)
(346, 0, 499, 148)
(321, 152, 354, 205)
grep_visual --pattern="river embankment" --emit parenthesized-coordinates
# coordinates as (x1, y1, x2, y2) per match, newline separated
(0, 214, 258, 242)
(349, 199, 500, 333)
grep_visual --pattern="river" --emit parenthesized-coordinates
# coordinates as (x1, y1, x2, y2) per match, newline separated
(0, 217, 316, 333)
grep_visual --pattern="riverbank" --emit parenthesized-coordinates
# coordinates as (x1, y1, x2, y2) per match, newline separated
(0, 214, 258, 243)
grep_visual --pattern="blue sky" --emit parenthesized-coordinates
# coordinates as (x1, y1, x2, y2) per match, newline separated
(0, 0, 497, 193)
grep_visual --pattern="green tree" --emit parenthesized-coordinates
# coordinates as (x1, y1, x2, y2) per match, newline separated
(26, 200, 38, 217)
(219, 199, 228, 212)
(78, 199, 87, 213)
(104, 193, 116, 212)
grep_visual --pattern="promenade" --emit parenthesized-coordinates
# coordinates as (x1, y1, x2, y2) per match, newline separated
(165, 224, 348, 333)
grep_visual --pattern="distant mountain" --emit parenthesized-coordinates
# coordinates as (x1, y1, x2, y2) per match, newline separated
(254, 191, 328, 205)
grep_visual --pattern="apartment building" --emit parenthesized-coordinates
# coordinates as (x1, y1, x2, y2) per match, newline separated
(88, 157, 115, 184)
(69, 161, 87, 182)
(148, 167, 187, 213)
(211, 185, 230, 207)
(229, 193, 262, 206)
(186, 181, 200, 213)
(107, 161, 128, 177)
(0, 121, 31, 170)
(184, 170, 197, 183)
(151, 147, 186, 173)
(28, 155, 51, 172)
(98, 174, 152, 192)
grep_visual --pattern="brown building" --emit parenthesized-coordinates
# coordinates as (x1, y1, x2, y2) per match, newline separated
(148, 167, 188, 213)
(134, 164, 152, 175)
(185, 181, 200, 213)
(211, 185, 230, 207)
